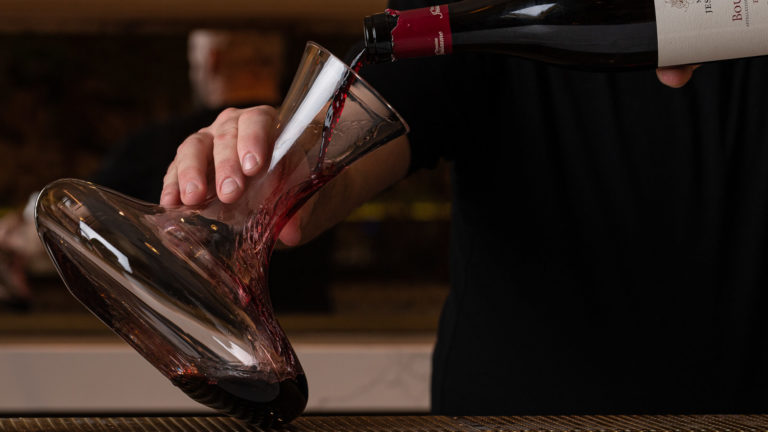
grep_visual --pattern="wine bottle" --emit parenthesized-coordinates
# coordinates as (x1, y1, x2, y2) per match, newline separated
(363, 0, 768, 68)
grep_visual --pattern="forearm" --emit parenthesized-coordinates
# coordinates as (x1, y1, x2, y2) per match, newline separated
(295, 136, 411, 244)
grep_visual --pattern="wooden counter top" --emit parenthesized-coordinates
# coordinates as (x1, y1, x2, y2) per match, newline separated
(3, 415, 768, 431)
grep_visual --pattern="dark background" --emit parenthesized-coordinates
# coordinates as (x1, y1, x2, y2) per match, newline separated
(0, 30, 451, 331)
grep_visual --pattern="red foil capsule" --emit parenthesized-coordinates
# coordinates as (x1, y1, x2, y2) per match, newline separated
(387, 6, 453, 59)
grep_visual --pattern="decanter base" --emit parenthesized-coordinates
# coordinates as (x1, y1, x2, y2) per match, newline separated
(171, 373, 308, 427)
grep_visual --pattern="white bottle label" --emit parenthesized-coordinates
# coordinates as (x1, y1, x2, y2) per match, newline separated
(655, 0, 768, 66)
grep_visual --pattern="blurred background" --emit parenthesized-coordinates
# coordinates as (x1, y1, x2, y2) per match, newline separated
(0, 0, 451, 415)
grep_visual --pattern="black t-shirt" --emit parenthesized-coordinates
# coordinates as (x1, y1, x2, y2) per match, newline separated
(362, 0, 768, 415)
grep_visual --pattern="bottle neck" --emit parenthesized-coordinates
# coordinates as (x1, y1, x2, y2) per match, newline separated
(364, 5, 453, 63)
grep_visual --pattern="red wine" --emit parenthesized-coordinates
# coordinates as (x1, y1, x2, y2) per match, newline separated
(315, 49, 369, 173)
(38, 183, 312, 427)
(41, 222, 310, 426)
(365, 0, 768, 69)
(172, 374, 308, 427)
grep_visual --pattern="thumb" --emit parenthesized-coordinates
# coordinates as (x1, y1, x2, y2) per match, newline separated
(276, 195, 319, 248)
(656, 64, 701, 88)
(277, 213, 302, 247)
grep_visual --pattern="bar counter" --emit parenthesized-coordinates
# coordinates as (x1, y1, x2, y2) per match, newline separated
(2, 415, 768, 431)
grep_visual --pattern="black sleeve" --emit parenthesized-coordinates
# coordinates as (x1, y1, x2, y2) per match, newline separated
(361, 57, 463, 172)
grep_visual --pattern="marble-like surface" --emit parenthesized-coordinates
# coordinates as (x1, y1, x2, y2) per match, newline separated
(0, 336, 433, 413)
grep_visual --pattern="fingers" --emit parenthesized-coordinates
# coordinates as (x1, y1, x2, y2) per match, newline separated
(175, 131, 214, 205)
(211, 106, 277, 203)
(656, 64, 701, 88)
(160, 161, 181, 206)
(237, 106, 277, 177)
(212, 109, 245, 203)
(160, 105, 278, 206)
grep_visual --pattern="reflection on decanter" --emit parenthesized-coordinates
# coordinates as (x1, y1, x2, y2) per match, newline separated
(34, 42, 408, 427)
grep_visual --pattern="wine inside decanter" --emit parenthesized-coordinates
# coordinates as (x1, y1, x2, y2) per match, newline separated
(34, 42, 407, 427)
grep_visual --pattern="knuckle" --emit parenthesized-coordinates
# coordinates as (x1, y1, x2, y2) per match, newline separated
(214, 127, 238, 144)
(162, 170, 177, 185)
(177, 133, 208, 155)
(215, 107, 240, 122)
(254, 104, 278, 116)
(239, 105, 272, 123)
(176, 141, 189, 156)
(176, 165, 198, 183)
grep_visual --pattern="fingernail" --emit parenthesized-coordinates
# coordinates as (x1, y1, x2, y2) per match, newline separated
(185, 182, 199, 196)
(242, 153, 257, 172)
(221, 178, 238, 195)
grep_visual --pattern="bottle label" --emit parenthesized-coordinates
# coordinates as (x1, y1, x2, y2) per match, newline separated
(655, 0, 768, 66)
(387, 6, 453, 59)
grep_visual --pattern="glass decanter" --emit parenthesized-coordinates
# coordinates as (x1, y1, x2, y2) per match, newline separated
(34, 42, 408, 427)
